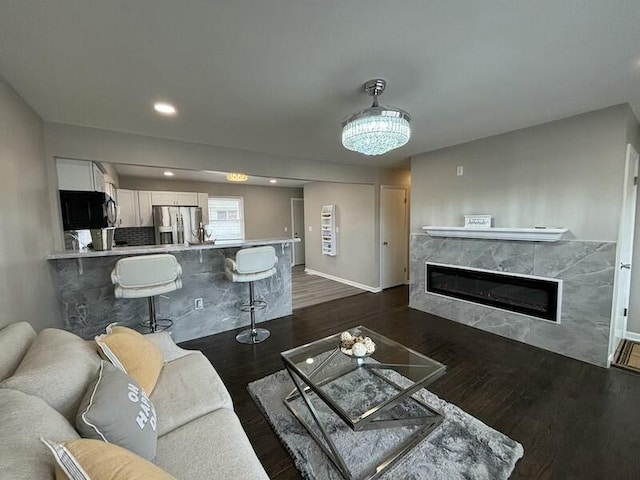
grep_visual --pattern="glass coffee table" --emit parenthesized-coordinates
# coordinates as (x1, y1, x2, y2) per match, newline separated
(281, 326, 446, 480)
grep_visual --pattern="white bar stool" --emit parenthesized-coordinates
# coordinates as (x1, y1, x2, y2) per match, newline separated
(111, 254, 183, 333)
(225, 246, 277, 344)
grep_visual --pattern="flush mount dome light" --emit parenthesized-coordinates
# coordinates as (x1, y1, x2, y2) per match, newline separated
(341, 79, 411, 156)
(227, 173, 249, 182)
(163, 171, 174, 177)
(154, 102, 177, 115)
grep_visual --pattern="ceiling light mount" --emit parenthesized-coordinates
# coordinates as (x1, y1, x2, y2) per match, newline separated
(364, 78, 387, 105)
(341, 78, 411, 156)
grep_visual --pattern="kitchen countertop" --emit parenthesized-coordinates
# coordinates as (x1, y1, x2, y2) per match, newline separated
(47, 237, 300, 260)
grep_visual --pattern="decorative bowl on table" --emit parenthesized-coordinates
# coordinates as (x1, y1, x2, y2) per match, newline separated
(339, 331, 376, 357)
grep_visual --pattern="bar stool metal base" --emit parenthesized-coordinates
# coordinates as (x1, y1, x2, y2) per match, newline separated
(139, 296, 173, 334)
(236, 281, 270, 344)
(236, 328, 271, 344)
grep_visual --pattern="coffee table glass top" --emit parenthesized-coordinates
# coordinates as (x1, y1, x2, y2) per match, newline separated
(281, 326, 446, 429)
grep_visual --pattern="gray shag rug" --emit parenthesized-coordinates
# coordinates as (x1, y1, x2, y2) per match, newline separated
(248, 367, 523, 480)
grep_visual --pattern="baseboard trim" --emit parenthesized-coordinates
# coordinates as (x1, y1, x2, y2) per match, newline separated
(624, 331, 640, 342)
(304, 268, 382, 293)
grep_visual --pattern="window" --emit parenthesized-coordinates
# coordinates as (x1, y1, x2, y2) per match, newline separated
(207, 197, 245, 240)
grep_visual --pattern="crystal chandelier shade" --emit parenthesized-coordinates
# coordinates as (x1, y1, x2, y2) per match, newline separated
(341, 79, 411, 156)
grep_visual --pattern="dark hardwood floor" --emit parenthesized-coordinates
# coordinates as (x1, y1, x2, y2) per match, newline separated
(181, 286, 640, 480)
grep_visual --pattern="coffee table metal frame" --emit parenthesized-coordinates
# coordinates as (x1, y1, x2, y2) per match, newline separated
(281, 326, 446, 480)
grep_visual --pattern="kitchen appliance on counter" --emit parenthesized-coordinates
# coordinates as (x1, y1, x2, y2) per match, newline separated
(153, 206, 202, 245)
(90, 227, 116, 251)
(59, 190, 118, 231)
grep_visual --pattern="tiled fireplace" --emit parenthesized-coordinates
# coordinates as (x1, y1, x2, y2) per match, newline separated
(410, 235, 616, 367)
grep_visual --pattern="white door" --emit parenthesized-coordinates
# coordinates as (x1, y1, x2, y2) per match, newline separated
(291, 198, 305, 266)
(381, 186, 408, 289)
(610, 144, 639, 362)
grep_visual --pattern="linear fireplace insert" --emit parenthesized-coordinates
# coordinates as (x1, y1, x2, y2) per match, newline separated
(426, 263, 561, 322)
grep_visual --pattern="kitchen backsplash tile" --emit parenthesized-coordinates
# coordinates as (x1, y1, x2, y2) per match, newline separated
(114, 227, 155, 246)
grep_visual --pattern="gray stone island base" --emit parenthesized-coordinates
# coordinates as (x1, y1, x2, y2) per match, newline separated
(48, 242, 293, 343)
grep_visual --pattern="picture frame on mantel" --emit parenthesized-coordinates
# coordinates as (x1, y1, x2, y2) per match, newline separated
(464, 215, 492, 228)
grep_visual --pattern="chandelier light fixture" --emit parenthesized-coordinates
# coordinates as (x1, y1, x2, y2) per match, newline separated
(341, 79, 411, 156)
(226, 173, 249, 182)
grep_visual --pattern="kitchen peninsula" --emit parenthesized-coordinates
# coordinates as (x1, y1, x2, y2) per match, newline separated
(48, 238, 299, 342)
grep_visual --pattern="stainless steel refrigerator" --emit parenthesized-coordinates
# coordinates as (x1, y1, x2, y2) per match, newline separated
(153, 206, 202, 245)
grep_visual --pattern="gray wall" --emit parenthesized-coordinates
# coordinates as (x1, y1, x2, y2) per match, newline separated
(0, 77, 61, 330)
(303, 182, 378, 289)
(411, 105, 631, 242)
(119, 177, 303, 240)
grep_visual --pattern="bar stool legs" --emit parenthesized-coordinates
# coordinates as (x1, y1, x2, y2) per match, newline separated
(141, 296, 173, 333)
(236, 282, 270, 344)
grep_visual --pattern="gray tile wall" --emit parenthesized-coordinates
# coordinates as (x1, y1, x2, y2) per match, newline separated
(50, 244, 292, 343)
(410, 234, 616, 367)
(114, 227, 155, 246)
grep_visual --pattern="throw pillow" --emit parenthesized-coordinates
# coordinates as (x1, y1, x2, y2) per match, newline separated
(95, 323, 164, 395)
(41, 438, 176, 480)
(76, 361, 157, 461)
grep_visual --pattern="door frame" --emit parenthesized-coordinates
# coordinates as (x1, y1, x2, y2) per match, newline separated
(291, 197, 304, 267)
(609, 143, 639, 365)
(379, 185, 409, 290)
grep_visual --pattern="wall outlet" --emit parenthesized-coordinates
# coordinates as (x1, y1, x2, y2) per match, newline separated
(284, 226, 288, 232)
(194, 298, 204, 310)
(336, 226, 340, 233)
(456, 166, 464, 176)
(308, 226, 312, 232)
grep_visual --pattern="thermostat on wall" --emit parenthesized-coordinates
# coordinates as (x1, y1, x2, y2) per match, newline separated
(464, 215, 492, 228)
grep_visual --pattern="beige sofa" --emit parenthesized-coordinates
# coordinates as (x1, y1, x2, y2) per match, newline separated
(0, 322, 269, 479)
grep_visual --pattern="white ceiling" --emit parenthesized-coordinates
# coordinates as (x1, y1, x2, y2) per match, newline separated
(1, 1, 639, 168)
(113, 164, 307, 188)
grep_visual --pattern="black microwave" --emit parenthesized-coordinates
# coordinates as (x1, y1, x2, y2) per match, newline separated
(59, 190, 117, 231)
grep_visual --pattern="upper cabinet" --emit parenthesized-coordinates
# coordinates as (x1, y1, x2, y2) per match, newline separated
(57, 158, 105, 192)
(116, 189, 138, 228)
(137, 191, 153, 227)
(151, 191, 198, 206)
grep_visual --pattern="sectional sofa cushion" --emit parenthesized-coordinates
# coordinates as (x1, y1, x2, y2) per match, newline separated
(95, 324, 164, 395)
(0, 328, 101, 421)
(156, 408, 269, 480)
(151, 351, 233, 436)
(42, 438, 177, 480)
(0, 321, 37, 382)
(0, 389, 80, 479)
(76, 361, 158, 461)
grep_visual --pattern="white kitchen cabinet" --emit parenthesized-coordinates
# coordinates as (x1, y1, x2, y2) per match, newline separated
(92, 163, 105, 193)
(176, 192, 198, 206)
(151, 191, 199, 206)
(137, 191, 154, 227)
(116, 189, 138, 227)
(151, 191, 178, 206)
(57, 158, 105, 192)
(198, 193, 209, 225)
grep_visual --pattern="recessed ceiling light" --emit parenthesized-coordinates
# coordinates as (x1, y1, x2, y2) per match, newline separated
(154, 102, 177, 115)
(163, 171, 174, 177)
(227, 173, 249, 182)
(269, 179, 278, 184)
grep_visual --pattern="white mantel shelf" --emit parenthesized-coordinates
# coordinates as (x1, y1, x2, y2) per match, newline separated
(422, 226, 568, 242)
